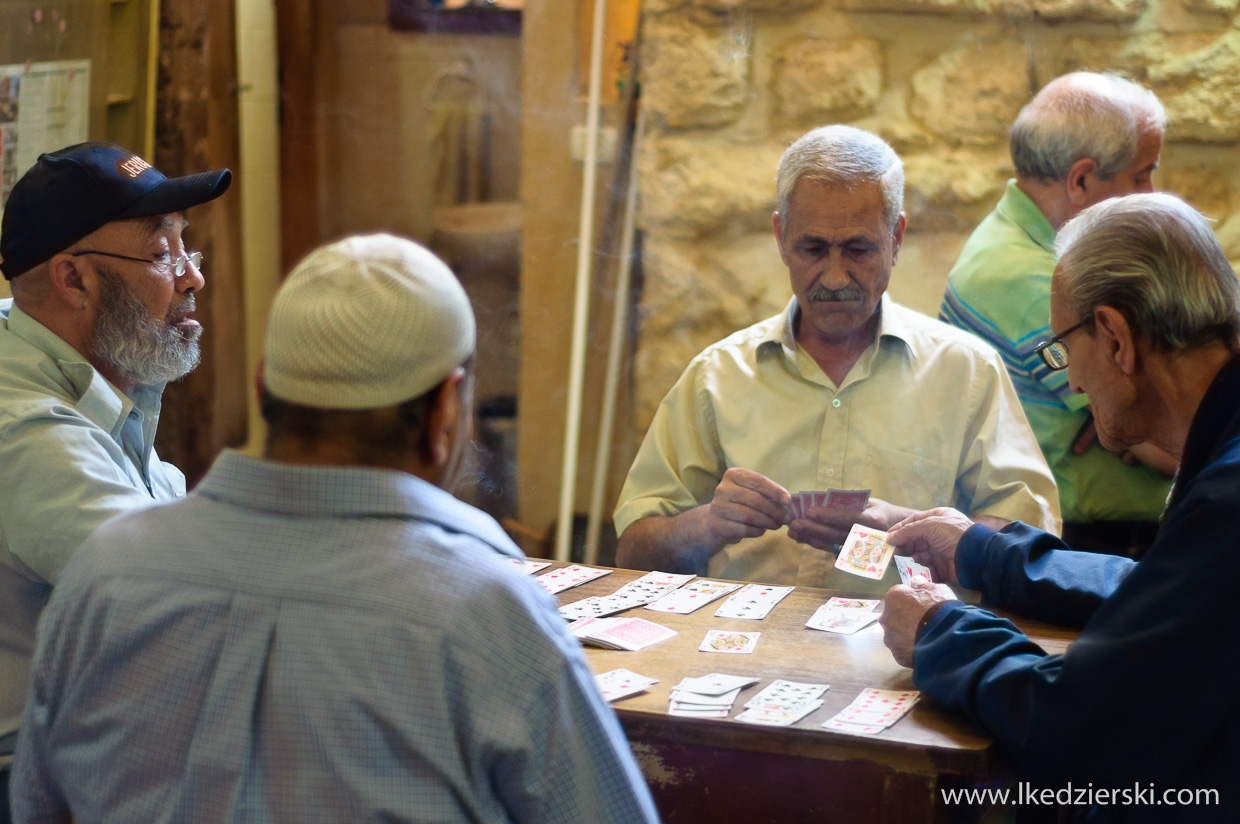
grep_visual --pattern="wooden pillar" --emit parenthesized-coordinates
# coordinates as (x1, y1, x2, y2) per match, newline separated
(152, 0, 247, 485)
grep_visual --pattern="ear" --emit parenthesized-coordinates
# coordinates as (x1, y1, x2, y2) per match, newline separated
(890, 212, 907, 267)
(1064, 157, 1098, 211)
(45, 253, 92, 311)
(424, 368, 466, 468)
(772, 211, 790, 267)
(1093, 305, 1137, 376)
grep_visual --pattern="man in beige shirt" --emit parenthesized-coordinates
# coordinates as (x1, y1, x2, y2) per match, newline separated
(614, 125, 1059, 590)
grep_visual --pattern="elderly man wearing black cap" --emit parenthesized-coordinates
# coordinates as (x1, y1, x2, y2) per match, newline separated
(0, 142, 229, 817)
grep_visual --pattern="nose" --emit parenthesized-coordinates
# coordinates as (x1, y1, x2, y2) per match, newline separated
(179, 255, 205, 293)
(821, 250, 851, 290)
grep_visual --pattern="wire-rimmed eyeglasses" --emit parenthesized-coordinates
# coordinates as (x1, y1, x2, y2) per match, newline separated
(69, 249, 203, 278)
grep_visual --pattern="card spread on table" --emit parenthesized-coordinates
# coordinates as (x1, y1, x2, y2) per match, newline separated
(668, 673, 759, 718)
(570, 617, 677, 651)
(699, 629, 760, 654)
(644, 579, 740, 614)
(677, 673, 761, 695)
(594, 669, 658, 702)
(833, 524, 895, 580)
(558, 570, 696, 620)
(536, 564, 612, 595)
(735, 679, 830, 726)
(713, 584, 794, 620)
(823, 688, 920, 735)
(894, 555, 934, 586)
(505, 558, 551, 575)
(805, 605, 881, 635)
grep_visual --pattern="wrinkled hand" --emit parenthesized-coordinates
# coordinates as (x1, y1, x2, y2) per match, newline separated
(885, 507, 974, 585)
(788, 496, 911, 549)
(702, 467, 791, 547)
(880, 581, 958, 667)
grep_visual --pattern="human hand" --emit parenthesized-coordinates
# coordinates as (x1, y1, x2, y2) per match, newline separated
(885, 507, 974, 585)
(1072, 416, 1099, 456)
(701, 467, 792, 547)
(787, 496, 912, 549)
(880, 581, 958, 667)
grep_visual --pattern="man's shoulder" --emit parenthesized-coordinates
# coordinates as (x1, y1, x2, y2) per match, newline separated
(686, 310, 785, 370)
(890, 302, 1006, 362)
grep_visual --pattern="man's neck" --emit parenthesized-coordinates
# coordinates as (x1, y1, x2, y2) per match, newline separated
(1015, 176, 1072, 231)
(794, 310, 879, 387)
(1144, 343, 1237, 457)
(263, 437, 444, 485)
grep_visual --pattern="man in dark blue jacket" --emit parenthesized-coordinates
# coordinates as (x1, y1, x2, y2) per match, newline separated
(881, 192, 1240, 823)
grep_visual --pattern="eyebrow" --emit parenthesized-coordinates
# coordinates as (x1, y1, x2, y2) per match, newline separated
(144, 215, 190, 235)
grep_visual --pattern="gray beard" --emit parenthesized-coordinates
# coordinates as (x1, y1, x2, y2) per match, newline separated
(91, 266, 201, 387)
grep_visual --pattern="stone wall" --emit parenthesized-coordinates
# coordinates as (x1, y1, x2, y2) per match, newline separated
(633, 0, 1240, 432)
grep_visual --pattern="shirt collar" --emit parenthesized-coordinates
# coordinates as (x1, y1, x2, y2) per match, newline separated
(196, 451, 524, 559)
(761, 293, 917, 362)
(997, 179, 1056, 253)
(4, 302, 151, 439)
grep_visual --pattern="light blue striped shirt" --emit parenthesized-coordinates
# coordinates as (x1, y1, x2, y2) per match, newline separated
(0, 298, 184, 766)
(14, 451, 659, 824)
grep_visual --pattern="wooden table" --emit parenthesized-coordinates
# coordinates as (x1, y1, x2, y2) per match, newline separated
(543, 561, 1076, 824)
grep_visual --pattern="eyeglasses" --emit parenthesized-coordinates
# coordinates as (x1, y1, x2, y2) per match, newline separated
(69, 249, 203, 278)
(1034, 321, 1086, 371)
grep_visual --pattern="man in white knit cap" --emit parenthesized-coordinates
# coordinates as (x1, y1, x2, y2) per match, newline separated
(11, 234, 659, 824)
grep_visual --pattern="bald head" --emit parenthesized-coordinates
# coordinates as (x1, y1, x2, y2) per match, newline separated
(1012, 72, 1166, 183)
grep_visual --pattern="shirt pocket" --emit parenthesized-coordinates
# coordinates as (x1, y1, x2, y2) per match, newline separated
(861, 444, 954, 511)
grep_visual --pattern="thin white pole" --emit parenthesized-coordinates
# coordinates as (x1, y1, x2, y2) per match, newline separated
(584, 105, 645, 565)
(555, 0, 609, 562)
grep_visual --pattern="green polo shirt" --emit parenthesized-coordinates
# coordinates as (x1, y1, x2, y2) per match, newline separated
(940, 180, 1170, 523)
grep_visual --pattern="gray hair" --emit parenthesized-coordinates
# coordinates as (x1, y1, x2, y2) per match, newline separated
(1055, 193, 1240, 352)
(1011, 72, 1166, 182)
(776, 125, 904, 230)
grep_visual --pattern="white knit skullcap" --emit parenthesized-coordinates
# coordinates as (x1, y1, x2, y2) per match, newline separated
(263, 233, 476, 409)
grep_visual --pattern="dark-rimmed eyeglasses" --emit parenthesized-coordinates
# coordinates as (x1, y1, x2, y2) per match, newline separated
(69, 250, 203, 278)
(1034, 321, 1086, 371)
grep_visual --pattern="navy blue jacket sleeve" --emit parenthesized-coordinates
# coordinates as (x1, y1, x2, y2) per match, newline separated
(913, 476, 1240, 791)
(956, 521, 1136, 629)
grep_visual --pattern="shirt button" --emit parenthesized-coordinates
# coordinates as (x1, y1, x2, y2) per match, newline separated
(832, 399, 841, 408)
(826, 469, 835, 477)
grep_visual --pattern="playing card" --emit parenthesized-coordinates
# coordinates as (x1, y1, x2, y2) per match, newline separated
(826, 488, 871, 510)
(805, 605, 880, 634)
(536, 564, 612, 595)
(505, 558, 551, 575)
(677, 673, 761, 695)
(833, 524, 895, 580)
(824, 597, 879, 610)
(713, 584, 794, 620)
(894, 555, 934, 586)
(735, 699, 824, 727)
(822, 717, 885, 735)
(595, 669, 658, 702)
(668, 687, 742, 707)
(668, 705, 731, 718)
(699, 629, 760, 654)
(743, 679, 829, 711)
(559, 597, 611, 621)
(644, 579, 740, 614)
(830, 688, 921, 729)
(580, 618, 677, 651)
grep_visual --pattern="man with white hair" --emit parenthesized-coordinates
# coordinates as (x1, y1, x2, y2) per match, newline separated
(615, 125, 1058, 590)
(882, 193, 1240, 821)
(940, 72, 1174, 557)
(0, 142, 230, 819)
(12, 234, 659, 824)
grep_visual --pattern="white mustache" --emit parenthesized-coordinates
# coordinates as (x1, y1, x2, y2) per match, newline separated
(808, 285, 864, 302)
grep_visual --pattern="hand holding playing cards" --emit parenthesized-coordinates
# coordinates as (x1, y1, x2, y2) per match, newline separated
(885, 507, 974, 585)
(880, 581, 959, 667)
(788, 496, 911, 549)
(702, 468, 792, 546)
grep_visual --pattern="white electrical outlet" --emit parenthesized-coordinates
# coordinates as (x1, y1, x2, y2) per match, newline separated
(570, 125, 618, 164)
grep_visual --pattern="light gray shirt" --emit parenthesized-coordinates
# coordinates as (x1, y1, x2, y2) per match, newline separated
(0, 298, 184, 765)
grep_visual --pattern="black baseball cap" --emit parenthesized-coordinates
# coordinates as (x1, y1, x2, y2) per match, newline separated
(0, 142, 232, 279)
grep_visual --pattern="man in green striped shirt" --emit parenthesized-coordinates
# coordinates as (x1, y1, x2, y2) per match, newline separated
(941, 72, 1174, 557)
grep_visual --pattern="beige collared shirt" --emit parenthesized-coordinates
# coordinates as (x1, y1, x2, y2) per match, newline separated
(614, 295, 1060, 591)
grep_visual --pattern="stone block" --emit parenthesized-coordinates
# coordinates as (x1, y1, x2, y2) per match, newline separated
(642, 15, 752, 131)
(644, 0, 822, 13)
(1159, 165, 1231, 219)
(1146, 30, 1240, 142)
(909, 40, 1030, 146)
(638, 136, 785, 238)
(635, 232, 788, 430)
(902, 149, 1010, 232)
(772, 37, 884, 127)
(833, 0, 1141, 20)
